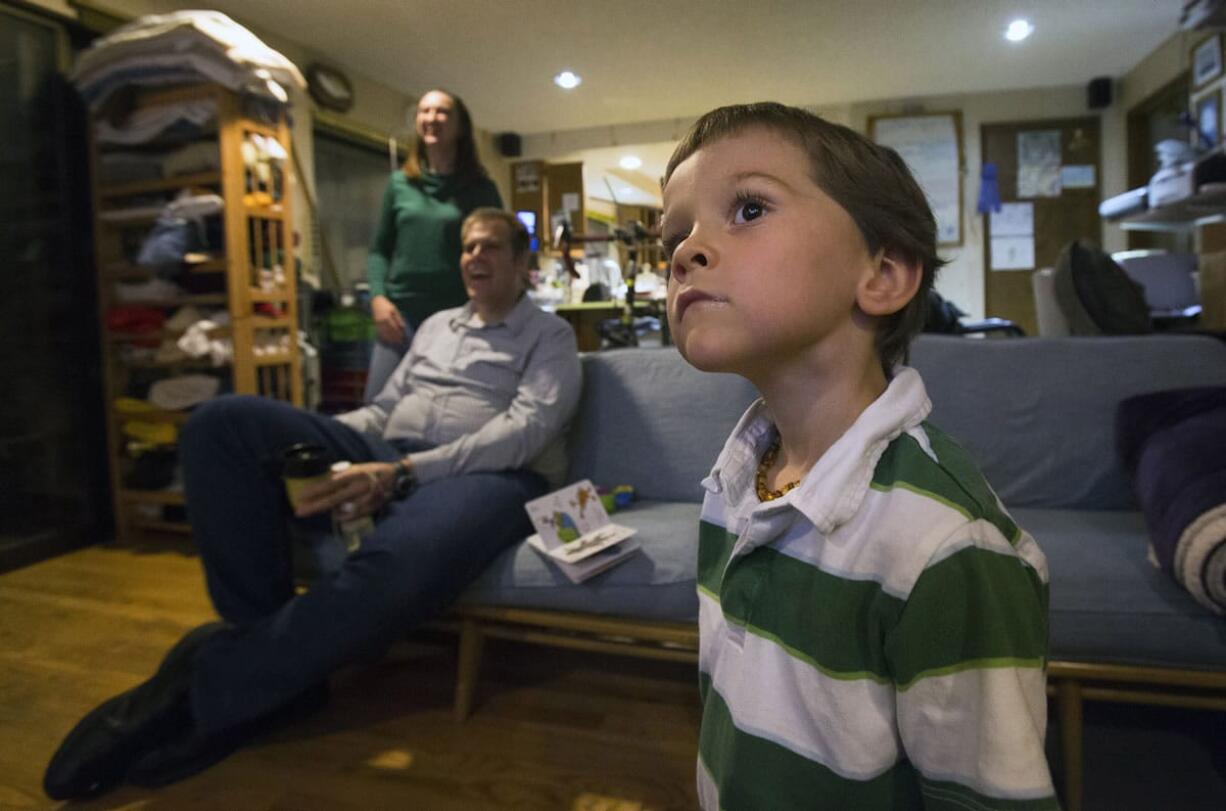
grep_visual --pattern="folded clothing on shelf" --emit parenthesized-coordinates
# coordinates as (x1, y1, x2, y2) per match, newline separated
(95, 99, 217, 146)
(148, 374, 220, 410)
(70, 9, 305, 109)
(136, 192, 225, 273)
(105, 306, 166, 336)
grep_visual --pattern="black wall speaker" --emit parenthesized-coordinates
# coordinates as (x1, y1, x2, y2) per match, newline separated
(1087, 77, 1113, 110)
(496, 132, 522, 158)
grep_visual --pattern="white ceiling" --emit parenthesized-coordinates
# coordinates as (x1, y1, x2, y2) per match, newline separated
(153, 0, 1179, 136)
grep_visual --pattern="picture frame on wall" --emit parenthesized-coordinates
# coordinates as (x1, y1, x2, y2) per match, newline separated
(1195, 90, 1220, 149)
(1193, 33, 1222, 88)
(868, 111, 964, 247)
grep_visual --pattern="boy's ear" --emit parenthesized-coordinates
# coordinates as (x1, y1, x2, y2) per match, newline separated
(857, 249, 923, 316)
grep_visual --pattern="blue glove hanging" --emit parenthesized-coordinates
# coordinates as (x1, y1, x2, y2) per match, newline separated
(978, 162, 1002, 214)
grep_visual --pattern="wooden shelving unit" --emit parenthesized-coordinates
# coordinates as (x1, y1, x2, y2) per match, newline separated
(89, 83, 301, 541)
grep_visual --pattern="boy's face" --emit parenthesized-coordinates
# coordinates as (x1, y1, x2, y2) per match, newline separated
(662, 127, 878, 377)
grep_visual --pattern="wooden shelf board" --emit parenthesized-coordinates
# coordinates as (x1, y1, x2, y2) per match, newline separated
(250, 316, 293, 329)
(98, 171, 221, 199)
(129, 518, 192, 535)
(107, 326, 231, 343)
(121, 357, 229, 370)
(249, 290, 290, 303)
(101, 258, 226, 278)
(115, 410, 189, 424)
(245, 203, 286, 220)
(253, 352, 293, 367)
(120, 489, 185, 505)
(110, 295, 229, 308)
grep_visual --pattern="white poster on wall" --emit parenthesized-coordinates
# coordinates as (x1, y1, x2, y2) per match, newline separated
(990, 237, 1035, 270)
(871, 115, 962, 245)
(1060, 164, 1097, 189)
(989, 202, 1035, 271)
(989, 202, 1033, 237)
(1017, 130, 1062, 198)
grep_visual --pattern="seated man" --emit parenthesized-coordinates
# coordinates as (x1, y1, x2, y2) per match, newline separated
(45, 208, 581, 799)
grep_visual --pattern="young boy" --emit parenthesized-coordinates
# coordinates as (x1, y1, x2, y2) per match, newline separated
(662, 103, 1058, 810)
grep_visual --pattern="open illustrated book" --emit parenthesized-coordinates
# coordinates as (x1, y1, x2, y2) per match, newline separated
(523, 480, 641, 583)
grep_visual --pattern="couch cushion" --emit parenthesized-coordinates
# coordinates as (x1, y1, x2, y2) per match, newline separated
(565, 348, 759, 502)
(910, 335, 1226, 510)
(459, 500, 702, 621)
(461, 502, 1226, 671)
(1017, 507, 1226, 671)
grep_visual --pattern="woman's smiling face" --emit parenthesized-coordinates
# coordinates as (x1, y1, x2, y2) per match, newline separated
(415, 90, 459, 148)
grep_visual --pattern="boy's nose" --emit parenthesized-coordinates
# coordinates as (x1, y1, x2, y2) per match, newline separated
(671, 237, 717, 282)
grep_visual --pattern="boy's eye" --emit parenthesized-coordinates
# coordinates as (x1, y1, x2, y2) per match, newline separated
(733, 199, 765, 224)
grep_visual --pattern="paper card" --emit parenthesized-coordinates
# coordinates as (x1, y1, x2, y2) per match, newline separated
(990, 236, 1035, 271)
(524, 480, 637, 563)
(543, 522, 637, 564)
(989, 202, 1034, 237)
(1060, 165, 1097, 189)
(526, 533, 642, 583)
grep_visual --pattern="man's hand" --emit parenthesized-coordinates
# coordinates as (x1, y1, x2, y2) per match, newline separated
(293, 462, 396, 519)
(371, 295, 406, 346)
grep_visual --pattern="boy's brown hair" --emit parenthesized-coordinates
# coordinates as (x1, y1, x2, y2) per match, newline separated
(664, 102, 945, 374)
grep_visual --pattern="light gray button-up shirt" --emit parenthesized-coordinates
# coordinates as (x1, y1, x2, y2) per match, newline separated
(334, 295, 581, 487)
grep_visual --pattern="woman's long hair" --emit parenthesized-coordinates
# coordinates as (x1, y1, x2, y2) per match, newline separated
(402, 89, 487, 180)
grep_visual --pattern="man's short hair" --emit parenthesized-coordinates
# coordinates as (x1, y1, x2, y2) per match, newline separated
(462, 208, 531, 260)
(664, 103, 946, 374)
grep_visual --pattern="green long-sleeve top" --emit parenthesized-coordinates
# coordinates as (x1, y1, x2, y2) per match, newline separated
(366, 169, 503, 327)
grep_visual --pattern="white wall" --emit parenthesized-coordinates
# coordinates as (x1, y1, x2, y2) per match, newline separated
(1121, 30, 1192, 110)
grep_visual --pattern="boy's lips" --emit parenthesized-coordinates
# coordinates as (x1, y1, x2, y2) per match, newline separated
(673, 288, 728, 321)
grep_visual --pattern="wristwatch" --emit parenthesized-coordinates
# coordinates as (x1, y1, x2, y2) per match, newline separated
(390, 459, 416, 500)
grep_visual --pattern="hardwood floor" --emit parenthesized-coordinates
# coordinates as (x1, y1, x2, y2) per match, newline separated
(0, 540, 701, 810)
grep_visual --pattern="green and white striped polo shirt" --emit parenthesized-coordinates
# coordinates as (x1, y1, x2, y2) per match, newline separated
(696, 368, 1059, 810)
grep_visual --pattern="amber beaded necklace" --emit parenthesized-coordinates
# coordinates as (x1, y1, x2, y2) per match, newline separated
(755, 435, 801, 502)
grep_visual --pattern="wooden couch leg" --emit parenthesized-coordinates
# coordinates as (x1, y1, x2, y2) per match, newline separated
(454, 619, 484, 723)
(1057, 680, 1084, 811)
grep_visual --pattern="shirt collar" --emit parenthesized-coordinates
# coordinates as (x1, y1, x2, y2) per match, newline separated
(449, 293, 535, 335)
(704, 366, 932, 534)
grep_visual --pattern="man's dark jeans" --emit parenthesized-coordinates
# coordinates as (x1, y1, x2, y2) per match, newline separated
(179, 395, 546, 735)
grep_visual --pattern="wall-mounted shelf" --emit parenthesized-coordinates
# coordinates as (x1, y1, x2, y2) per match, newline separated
(1116, 184, 1226, 232)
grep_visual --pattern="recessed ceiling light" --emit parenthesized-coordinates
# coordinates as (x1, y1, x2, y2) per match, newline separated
(618, 155, 643, 170)
(1005, 18, 1034, 42)
(554, 70, 582, 90)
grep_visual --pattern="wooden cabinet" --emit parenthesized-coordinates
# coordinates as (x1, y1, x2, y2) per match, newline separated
(89, 84, 301, 541)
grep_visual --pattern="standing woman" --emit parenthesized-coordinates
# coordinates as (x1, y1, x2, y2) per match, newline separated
(364, 89, 503, 400)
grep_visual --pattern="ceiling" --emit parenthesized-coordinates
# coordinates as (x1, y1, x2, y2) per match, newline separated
(151, 0, 1181, 136)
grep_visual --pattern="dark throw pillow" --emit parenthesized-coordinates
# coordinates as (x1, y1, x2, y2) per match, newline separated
(1117, 386, 1226, 614)
(1054, 239, 1152, 335)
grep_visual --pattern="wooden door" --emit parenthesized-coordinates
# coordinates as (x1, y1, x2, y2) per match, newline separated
(981, 118, 1101, 336)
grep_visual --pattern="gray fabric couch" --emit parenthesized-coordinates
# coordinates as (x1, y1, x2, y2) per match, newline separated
(454, 334, 1226, 810)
